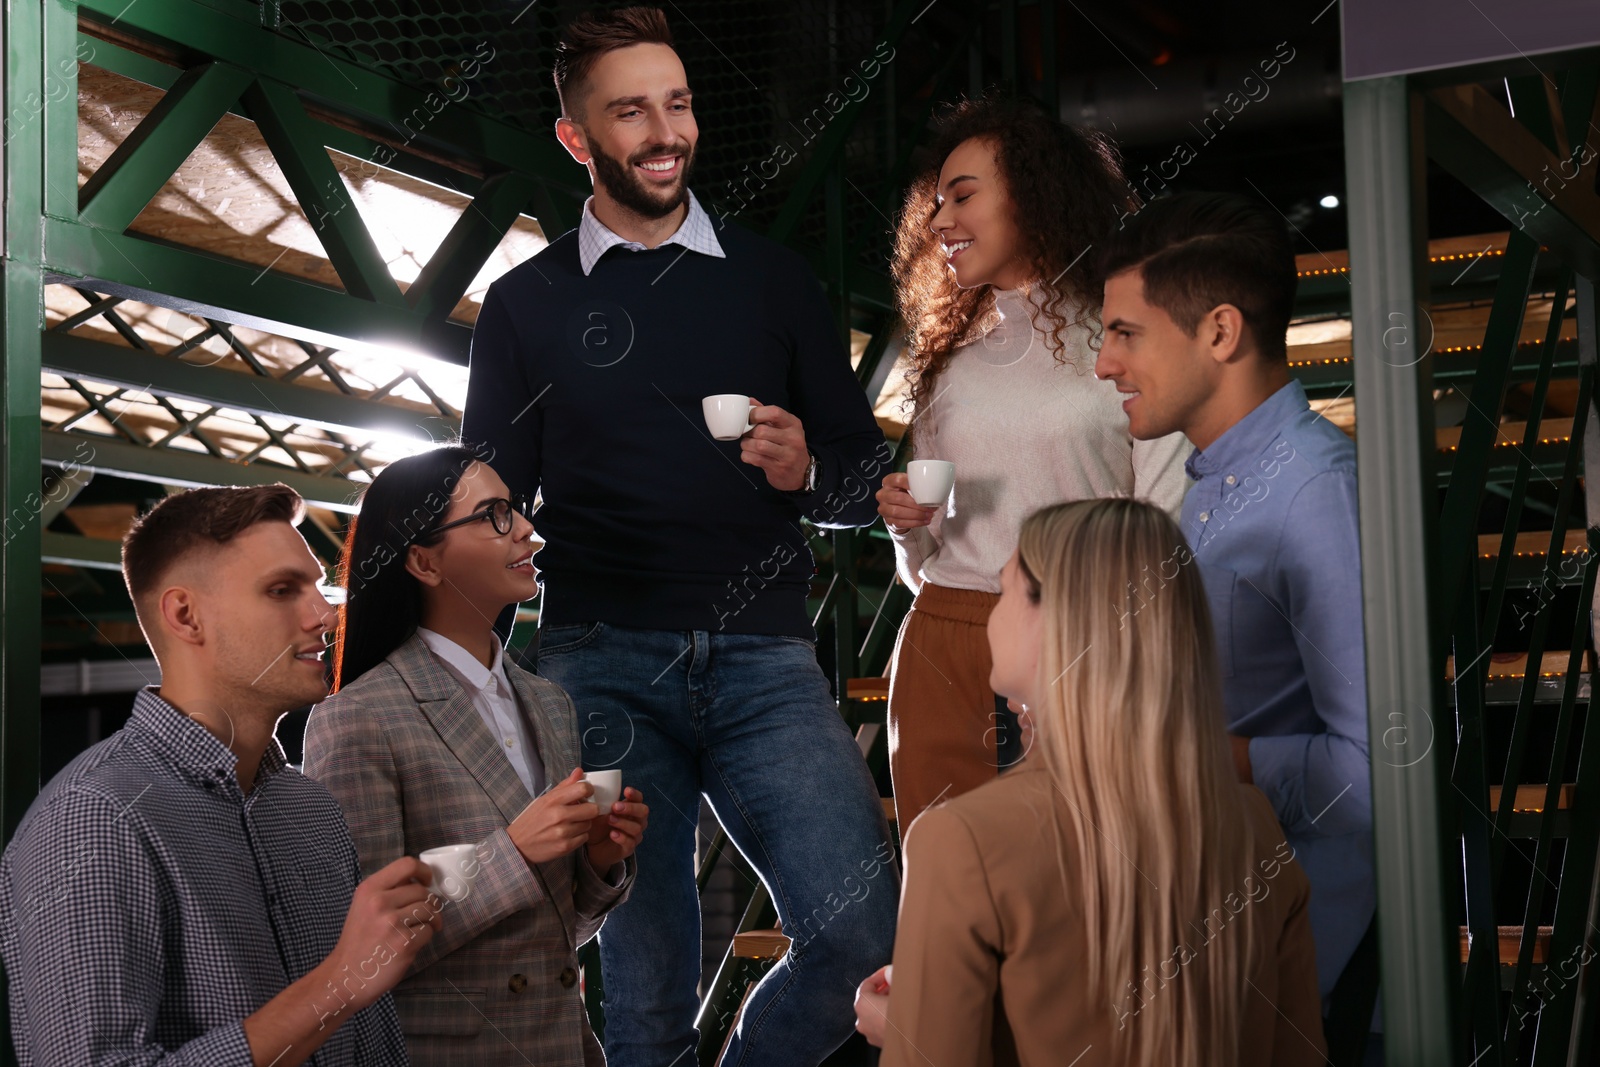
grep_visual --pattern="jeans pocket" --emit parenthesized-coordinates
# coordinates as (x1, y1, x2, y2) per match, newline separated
(537, 621, 604, 658)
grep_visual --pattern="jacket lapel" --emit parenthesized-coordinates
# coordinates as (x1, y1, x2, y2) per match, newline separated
(386, 634, 532, 826)
(505, 661, 582, 946)
(506, 662, 578, 790)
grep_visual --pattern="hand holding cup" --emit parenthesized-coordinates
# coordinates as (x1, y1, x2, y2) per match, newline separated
(322, 857, 442, 1011)
(586, 785, 649, 871)
(420, 843, 480, 903)
(509, 768, 599, 865)
(877, 472, 937, 533)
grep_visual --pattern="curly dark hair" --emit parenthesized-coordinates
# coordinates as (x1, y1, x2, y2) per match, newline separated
(892, 94, 1134, 415)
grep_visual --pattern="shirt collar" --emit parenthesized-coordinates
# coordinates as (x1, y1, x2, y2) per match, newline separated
(416, 627, 507, 695)
(130, 686, 288, 787)
(576, 190, 726, 276)
(1185, 379, 1310, 481)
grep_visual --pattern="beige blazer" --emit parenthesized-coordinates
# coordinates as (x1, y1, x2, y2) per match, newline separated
(303, 633, 633, 1067)
(881, 761, 1325, 1067)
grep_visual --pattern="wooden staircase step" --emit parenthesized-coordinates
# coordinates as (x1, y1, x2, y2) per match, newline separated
(1488, 784, 1575, 813)
(1444, 650, 1589, 681)
(1477, 528, 1588, 560)
(1460, 925, 1553, 965)
(847, 676, 889, 702)
(1437, 418, 1574, 452)
(732, 928, 791, 961)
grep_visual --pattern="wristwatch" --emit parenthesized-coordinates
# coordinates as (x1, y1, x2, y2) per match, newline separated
(785, 450, 819, 495)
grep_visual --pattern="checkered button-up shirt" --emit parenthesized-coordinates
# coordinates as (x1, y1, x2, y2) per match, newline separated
(575, 190, 725, 275)
(0, 688, 408, 1066)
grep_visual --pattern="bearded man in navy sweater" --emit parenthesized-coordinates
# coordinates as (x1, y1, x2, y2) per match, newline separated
(461, 7, 897, 1067)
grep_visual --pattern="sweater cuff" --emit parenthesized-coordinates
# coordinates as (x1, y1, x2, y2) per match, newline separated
(800, 445, 880, 527)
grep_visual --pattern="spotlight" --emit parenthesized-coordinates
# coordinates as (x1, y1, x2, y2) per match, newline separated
(1319, 195, 1340, 209)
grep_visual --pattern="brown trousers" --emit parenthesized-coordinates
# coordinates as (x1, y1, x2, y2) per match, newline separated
(887, 583, 1010, 829)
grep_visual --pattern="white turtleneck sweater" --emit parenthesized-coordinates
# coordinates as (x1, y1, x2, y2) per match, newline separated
(891, 287, 1193, 595)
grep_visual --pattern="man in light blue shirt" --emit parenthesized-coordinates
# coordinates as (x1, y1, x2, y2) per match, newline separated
(1094, 193, 1375, 1029)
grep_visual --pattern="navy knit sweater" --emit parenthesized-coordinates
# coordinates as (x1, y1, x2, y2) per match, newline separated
(462, 220, 889, 639)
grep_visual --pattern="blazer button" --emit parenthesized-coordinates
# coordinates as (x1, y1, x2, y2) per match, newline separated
(559, 967, 578, 988)
(508, 973, 528, 994)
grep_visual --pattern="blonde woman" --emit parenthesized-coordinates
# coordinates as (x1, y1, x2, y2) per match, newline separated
(855, 499, 1323, 1066)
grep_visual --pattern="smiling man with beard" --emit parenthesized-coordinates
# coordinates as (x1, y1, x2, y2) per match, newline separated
(460, 7, 896, 1067)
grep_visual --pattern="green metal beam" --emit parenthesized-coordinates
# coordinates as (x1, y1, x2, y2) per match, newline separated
(78, 0, 577, 182)
(796, 246, 894, 312)
(2, 5, 62, 1052)
(407, 171, 539, 319)
(243, 77, 405, 307)
(1294, 251, 1571, 320)
(42, 4, 78, 222)
(531, 180, 581, 241)
(2, 0, 54, 859)
(76, 28, 180, 92)
(1343, 76, 1460, 1065)
(1425, 82, 1600, 280)
(78, 32, 491, 203)
(1433, 230, 1538, 654)
(43, 430, 363, 513)
(78, 61, 255, 232)
(43, 219, 473, 363)
(767, 0, 921, 244)
(41, 332, 456, 441)
(40, 532, 122, 571)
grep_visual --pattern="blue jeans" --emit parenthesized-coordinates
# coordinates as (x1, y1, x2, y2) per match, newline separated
(535, 622, 898, 1067)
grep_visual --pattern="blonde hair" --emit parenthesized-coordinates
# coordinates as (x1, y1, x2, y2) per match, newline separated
(1017, 499, 1256, 1067)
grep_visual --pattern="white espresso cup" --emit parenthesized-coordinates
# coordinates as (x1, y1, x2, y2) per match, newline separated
(420, 843, 480, 903)
(583, 769, 623, 813)
(907, 460, 956, 506)
(702, 394, 755, 440)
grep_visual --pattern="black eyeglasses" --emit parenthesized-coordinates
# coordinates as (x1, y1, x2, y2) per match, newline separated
(420, 495, 533, 541)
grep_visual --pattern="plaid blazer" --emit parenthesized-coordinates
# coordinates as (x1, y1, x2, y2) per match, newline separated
(303, 632, 633, 1067)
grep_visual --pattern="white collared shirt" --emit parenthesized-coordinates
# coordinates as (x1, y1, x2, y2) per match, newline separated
(416, 628, 545, 798)
(575, 190, 726, 276)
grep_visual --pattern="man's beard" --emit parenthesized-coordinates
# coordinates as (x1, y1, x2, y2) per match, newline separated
(588, 134, 696, 219)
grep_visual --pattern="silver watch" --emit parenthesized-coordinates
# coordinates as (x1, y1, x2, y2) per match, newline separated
(786, 450, 818, 495)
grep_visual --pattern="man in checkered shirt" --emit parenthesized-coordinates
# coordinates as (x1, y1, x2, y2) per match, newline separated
(0, 485, 438, 1066)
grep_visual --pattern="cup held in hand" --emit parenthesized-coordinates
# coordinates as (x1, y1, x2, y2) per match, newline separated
(420, 844, 480, 903)
(582, 769, 623, 813)
(702, 394, 755, 441)
(907, 460, 956, 506)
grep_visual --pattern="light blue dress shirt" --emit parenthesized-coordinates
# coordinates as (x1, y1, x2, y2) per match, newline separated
(1182, 379, 1374, 1002)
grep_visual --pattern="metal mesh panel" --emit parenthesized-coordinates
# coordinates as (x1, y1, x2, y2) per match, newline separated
(275, 1, 902, 264)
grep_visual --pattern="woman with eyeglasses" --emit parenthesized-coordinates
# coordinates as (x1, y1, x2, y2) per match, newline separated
(302, 445, 649, 1067)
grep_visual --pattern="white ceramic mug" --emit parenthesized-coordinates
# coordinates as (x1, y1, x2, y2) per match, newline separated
(583, 769, 623, 813)
(702, 394, 755, 440)
(420, 843, 480, 903)
(907, 460, 956, 506)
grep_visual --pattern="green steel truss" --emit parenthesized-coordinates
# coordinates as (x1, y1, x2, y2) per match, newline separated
(1346, 61, 1600, 1065)
(9, 0, 1599, 1064)
(4, 0, 931, 1061)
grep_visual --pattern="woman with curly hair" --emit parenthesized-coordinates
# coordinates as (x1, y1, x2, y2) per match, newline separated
(875, 95, 1191, 828)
